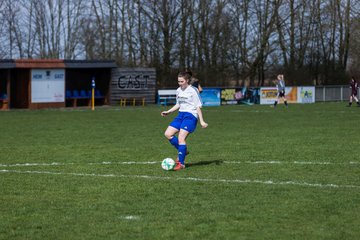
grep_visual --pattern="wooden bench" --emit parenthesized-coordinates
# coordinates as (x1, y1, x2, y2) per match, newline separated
(120, 97, 145, 107)
(158, 89, 176, 106)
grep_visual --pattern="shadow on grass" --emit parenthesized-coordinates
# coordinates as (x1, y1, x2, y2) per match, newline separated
(185, 160, 223, 168)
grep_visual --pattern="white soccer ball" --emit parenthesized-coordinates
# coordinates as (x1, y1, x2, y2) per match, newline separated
(161, 158, 175, 170)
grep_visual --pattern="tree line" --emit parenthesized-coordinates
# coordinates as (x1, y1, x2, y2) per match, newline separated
(1, 0, 360, 87)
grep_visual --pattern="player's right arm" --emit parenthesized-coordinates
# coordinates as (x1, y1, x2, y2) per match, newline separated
(161, 104, 180, 116)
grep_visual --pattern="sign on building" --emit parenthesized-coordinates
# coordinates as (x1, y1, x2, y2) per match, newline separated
(110, 68, 156, 105)
(31, 69, 65, 103)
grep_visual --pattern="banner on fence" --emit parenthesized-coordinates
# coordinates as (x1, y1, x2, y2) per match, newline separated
(297, 86, 315, 103)
(219, 88, 258, 105)
(221, 88, 238, 105)
(260, 87, 278, 105)
(260, 86, 315, 104)
(200, 88, 221, 106)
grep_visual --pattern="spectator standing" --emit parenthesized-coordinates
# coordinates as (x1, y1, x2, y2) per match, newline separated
(348, 77, 360, 107)
(185, 69, 203, 93)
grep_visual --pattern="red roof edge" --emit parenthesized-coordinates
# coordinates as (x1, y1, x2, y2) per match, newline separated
(15, 59, 65, 68)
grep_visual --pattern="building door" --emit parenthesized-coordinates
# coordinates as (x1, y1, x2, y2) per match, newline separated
(10, 69, 29, 108)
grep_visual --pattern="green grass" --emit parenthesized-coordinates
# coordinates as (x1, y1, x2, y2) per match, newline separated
(0, 103, 360, 239)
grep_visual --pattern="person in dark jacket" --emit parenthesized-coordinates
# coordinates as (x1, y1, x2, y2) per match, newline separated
(347, 76, 360, 107)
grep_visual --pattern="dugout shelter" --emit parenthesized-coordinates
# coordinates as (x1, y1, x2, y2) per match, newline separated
(0, 59, 117, 110)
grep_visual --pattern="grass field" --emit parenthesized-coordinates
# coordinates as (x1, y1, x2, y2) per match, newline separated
(1, 103, 360, 239)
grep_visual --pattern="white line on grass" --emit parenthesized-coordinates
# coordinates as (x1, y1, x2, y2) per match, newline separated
(1, 169, 359, 190)
(0, 162, 73, 167)
(0, 161, 158, 167)
(119, 215, 140, 220)
(224, 161, 360, 165)
(0, 160, 359, 168)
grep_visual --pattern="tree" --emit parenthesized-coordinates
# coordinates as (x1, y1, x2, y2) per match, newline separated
(1, 0, 360, 86)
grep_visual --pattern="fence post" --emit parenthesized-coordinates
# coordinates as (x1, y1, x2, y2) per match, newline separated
(323, 86, 326, 102)
(340, 86, 343, 102)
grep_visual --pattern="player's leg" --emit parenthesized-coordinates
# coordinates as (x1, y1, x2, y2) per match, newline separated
(283, 96, 288, 107)
(165, 113, 184, 149)
(164, 126, 179, 149)
(348, 95, 353, 106)
(177, 129, 190, 166)
(174, 114, 198, 170)
(354, 93, 360, 105)
(273, 96, 279, 107)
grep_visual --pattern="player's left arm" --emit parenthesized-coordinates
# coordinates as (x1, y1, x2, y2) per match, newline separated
(196, 107, 208, 128)
(198, 83, 203, 93)
(193, 90, 208, 128)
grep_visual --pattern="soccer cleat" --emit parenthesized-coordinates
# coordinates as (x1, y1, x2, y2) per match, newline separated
(174, 159, 185, 171)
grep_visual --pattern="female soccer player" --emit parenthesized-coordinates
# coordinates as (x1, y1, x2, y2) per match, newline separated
(161, 71, 208, 171)
(347, 77, 360, 107)
(273, 74, 288, 107)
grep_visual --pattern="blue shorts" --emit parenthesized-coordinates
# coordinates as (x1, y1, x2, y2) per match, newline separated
(170, 112, 198, 133)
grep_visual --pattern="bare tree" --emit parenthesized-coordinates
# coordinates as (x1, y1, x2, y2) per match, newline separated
(63, 0, 85, 59)
(1, 0, 360, 86)
(91, 0, 107, 58)
(245, 0, 281, 86)
(141, 0, 181, 83)
(29, 0, 65, 58)
(2, 0, 22, 58)
(178, 0, 190, 68)
(227, 0, 251, 79)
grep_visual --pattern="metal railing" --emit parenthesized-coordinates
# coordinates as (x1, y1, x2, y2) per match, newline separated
(315, 85, 358, 102)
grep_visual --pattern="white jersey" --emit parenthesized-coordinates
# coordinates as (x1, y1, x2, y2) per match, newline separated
(176, 86, 202, 118)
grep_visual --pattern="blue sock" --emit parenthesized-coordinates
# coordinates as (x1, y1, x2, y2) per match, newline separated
(178, 144, 187, 165)
(169, 136, 179, 150)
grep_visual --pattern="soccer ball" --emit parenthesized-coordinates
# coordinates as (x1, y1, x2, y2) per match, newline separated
(161, 158, 175, 170)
